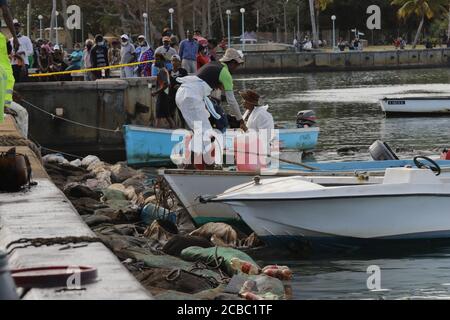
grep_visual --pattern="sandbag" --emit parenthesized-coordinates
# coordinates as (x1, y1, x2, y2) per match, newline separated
(125, 247, 221, 281)
(144, 220, 179, 246)
(190, 223, 240, 247)
(163, 235, 214, 257)
(81, 155, 100, 168)
(110, 162, 137, 183)
(180, 246, 259, 277)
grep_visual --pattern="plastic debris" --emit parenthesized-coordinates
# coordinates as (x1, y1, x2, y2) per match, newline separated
(230, 258, 260, 275)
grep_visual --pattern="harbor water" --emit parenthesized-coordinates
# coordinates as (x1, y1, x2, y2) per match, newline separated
(234, 68, 450, 300)
(235, 68, 450, 161)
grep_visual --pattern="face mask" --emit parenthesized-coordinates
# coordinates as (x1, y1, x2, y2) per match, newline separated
(97, 41, 104, 46)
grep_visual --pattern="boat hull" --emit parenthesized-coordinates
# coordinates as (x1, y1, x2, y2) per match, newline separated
(163, 161, 450, 226)
(226, 195, 450, 251)
(380, 97, 450, 116)
(124, 125, 320, 166)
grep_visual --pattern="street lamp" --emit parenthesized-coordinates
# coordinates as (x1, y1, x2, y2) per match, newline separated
(226, 10, 231, 49)
(240, 8, 245, 52)
(55, 11, 59, 46)
(331, 15, 337, 51)
(38, 15, 43, 39)
(168, 8, 174, 31)
(143, 13, 148, 42)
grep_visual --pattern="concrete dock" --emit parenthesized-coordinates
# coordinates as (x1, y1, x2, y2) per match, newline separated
(0, 115, 152, 300)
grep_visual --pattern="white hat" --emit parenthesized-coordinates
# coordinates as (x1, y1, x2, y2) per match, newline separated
(138, 35, 145, 39)
(171, 54, 181, 61)
(121, 34, 129, 40)
(53, 44, 61, 50)
(220, 48, 245, 64)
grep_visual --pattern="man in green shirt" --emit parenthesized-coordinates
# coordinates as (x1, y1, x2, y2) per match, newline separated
(196, 48, 247, 132)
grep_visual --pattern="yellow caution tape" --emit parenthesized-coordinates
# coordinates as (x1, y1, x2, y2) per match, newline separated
(29, 60, 156, 78)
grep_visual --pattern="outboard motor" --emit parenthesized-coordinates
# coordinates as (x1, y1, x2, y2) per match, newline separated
(296, 110, 317, 128)
(369, 140, 399, 161)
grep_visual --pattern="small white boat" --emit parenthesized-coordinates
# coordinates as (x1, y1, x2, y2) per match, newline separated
(209, 158, 450, 251)
(380, 97, 450, 116)
(162, 169, 384, 226)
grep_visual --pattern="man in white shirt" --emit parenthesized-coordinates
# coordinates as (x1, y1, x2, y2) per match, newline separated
(240, 89, 274, 131)
(9, 20, 33, 82)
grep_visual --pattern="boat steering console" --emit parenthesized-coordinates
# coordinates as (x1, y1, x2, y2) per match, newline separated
(414, 156, 441, 176)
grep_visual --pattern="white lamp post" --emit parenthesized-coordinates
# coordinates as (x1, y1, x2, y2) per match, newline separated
(226, 10, 231, 49)
(143, 13, 148, 42)
(55, 11, 59, 46)
(240, 8, 245, 52)
(169, 8, 174, 31)
(331, 15, 337, 51)
(38, 15, 43, 39)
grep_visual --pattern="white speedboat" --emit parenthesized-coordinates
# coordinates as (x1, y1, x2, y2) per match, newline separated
(380, 97, 450, 116)
(208, 157, 450, 251)
(163, 169, 383, 227)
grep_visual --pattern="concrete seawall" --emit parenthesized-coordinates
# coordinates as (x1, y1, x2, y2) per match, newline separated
(239, 48, 450, 73)
(15, 78, 156, 161)
(0, 115, 152, 300)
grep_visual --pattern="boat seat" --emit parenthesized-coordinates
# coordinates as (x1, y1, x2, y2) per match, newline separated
(383, 168, 440, 185)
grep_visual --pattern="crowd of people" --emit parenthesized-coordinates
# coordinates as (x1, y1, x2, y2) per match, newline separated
(9, 26, 228, 83)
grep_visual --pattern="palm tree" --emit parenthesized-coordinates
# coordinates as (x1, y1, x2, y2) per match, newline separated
(391, 0, 448, 48)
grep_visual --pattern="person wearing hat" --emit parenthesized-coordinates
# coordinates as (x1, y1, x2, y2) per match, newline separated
(179, 30, 199, 74)
(195, 48, 247, 131)
(9, 19, 32, 82)
(135, 35, 148, 62)
(155, 36, 178, 71)
(240, 89, 274, 132)
(120, 34, 136, 78)
(91, 34, 109, 79)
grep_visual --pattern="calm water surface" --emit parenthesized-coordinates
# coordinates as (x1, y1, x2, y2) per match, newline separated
(235, 68, 450, 161)
(234, 68, 450, 300)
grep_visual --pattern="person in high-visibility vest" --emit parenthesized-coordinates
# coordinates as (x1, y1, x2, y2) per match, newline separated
(0, 0, 19, 123)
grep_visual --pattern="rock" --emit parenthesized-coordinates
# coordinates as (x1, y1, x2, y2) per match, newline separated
(81, 155, 101, 168)
(110, 163, 137, 183)
(63, 183, 102, 200)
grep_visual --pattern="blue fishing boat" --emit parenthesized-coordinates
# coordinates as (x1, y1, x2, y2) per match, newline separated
(124, 125, 320, 166)
(279, 159, 450, 173)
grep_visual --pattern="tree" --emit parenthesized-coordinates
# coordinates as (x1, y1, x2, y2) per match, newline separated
(392, 0, 448, 48)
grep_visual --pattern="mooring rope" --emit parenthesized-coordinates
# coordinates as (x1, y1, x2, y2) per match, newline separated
(19, 97, 122, 133)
